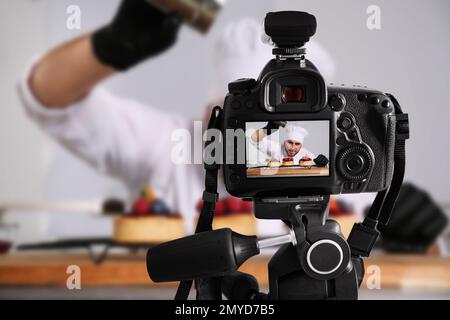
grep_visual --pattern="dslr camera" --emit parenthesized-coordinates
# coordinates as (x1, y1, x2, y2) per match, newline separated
(147, 11, 409, 300)
(223, 11, 397, 199)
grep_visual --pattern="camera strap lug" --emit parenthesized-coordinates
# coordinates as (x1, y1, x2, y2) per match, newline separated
(395, 113, 410, 140)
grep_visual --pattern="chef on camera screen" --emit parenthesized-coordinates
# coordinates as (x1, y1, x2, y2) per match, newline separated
(246, 121, 330, 177)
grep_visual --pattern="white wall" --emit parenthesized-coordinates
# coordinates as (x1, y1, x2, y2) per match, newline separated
(0, 0, 53, 242)
(0, 0, 50, 202)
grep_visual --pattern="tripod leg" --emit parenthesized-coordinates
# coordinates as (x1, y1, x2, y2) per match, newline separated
(196, 277, 223, 300)
(352, 257, 365, 287)
(222, 271, 262, 300)
(333, 265, 359, 300)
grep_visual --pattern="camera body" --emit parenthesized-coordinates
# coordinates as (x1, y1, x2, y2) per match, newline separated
(222, 56, 397, 199)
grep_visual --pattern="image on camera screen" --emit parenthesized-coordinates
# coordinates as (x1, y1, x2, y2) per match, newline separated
(246, 121, 330, 178)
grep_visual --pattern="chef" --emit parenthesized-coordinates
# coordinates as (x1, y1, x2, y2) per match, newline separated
(17, 0, 336, 234)
(250, 122, 316, 163)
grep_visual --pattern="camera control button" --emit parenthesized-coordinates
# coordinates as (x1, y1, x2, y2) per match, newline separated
(347, 130, 359, 141)
(357, 94, 368, 102)
(336, 136, 347, 146)
(369, 96, 380, 105)
(231, 100, 241, 110)
(382, 100, 392, 109)
(245, 100, 255, 109)
(337, 116, 353, 131)
(344, 182, 362, 191)
(329, 94, 346, 111)
(344, 182, 352, 190)
(347, 155, 365, 173)
(337, 145, 373, 182)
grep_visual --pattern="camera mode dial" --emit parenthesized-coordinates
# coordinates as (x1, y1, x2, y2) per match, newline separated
(337, 144, 373, 182)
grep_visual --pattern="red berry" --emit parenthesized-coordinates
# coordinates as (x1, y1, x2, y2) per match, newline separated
(241, 201, 253, 213)
(224, 197, 242, 214)
(215, 200, 226, 216)
(132, 198, 150, 217)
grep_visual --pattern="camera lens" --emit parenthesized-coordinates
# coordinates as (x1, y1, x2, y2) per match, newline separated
(282, 86, 305, 103)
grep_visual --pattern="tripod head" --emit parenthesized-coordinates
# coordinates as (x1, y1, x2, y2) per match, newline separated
(147, 196, 329, 283)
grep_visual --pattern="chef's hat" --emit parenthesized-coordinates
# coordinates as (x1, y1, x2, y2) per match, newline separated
(284, 125, 309, 144)
(208, 18, 336, 101)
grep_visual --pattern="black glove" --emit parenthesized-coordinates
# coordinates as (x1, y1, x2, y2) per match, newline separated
(314, 154, 329, 167)
(263, 121, 287, 135)
(377, 183, 448, 253)
(92, 0, 182, 70)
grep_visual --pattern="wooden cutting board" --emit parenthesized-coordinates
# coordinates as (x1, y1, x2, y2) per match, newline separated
(247, 167, 329, 177)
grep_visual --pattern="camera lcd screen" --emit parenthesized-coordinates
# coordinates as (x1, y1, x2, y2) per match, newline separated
(246, 121, 330, 178)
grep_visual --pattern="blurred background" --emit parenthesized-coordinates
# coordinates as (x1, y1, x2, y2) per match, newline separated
(0, 0, 449, 300)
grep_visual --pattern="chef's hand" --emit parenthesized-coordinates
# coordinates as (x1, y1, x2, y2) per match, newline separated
(263, 121, 287, 135)
(377, 183, 448, 253)
(92, 0, 182, 70)
(314, 154, 329, 167)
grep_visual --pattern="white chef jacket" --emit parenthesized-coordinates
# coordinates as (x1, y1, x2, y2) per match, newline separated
(18, 57, 207, 233)
(17, 57, 288, 236)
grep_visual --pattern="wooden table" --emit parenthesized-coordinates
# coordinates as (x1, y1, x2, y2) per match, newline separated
(0, 252, 449, 289)
(247, 166, 329, 177)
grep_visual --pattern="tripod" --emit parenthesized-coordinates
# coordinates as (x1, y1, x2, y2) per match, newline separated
(193, 196, 363, 300)
(148, 195, 364, 300)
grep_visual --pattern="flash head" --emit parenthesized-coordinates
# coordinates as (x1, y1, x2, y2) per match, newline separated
(265, 11, 317, 49)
